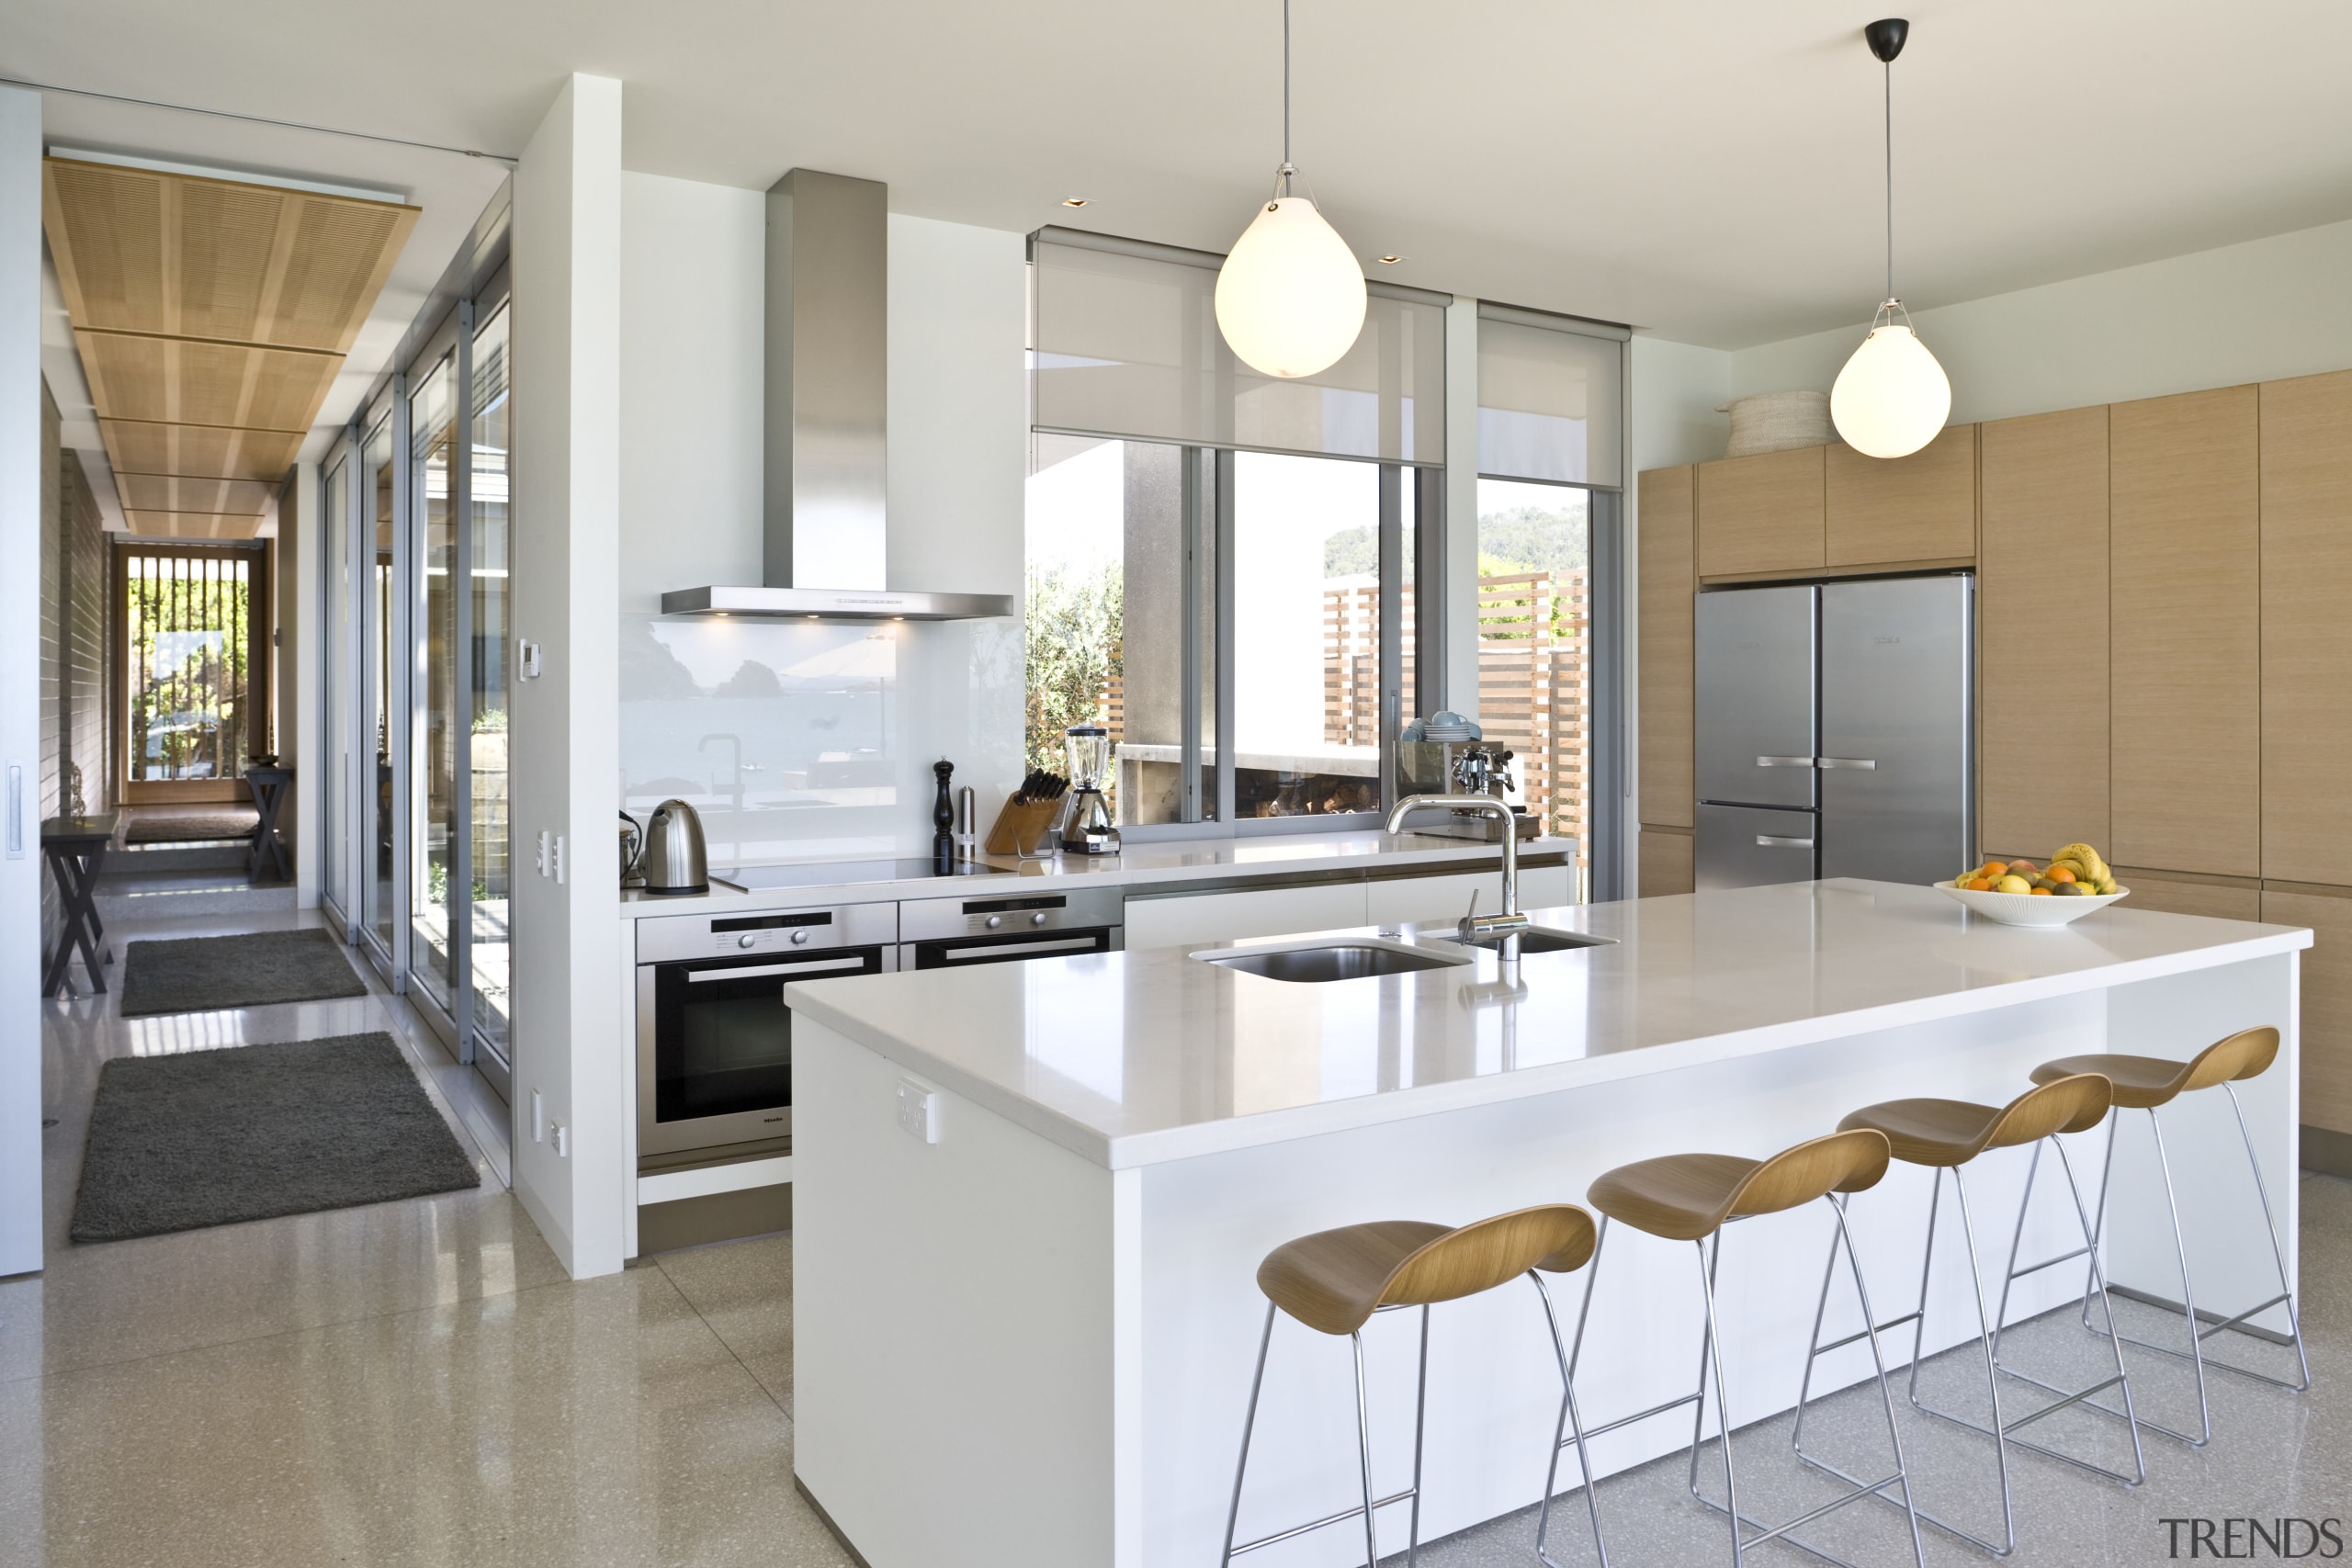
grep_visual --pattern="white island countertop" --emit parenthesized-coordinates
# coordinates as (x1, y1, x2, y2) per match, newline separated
(785, 878, 2312, 1169)
(618, 828, 1573, 918)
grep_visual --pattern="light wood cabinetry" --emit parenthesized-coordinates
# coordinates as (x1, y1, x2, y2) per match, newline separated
(1695, 446, 1824, 579)
(2109, 386, 2261, 878)
(1978, 407, 2109, 859)
(1638, 829, 1693, 897)
(2112, 868, 2261, 922)
(2259, 888, 2352, 1135)
(1637, 466, 1695, 829)
(2260, 371, 2352, 886)
(1826, 425, 1978, 568)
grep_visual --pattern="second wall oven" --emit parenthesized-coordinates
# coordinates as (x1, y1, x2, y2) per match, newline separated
(899, 886, 1125, 969)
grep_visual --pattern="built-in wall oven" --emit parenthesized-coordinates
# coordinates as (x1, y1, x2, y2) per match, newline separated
(898, 886, 1125, 969)
(634, 901, 898, 1156)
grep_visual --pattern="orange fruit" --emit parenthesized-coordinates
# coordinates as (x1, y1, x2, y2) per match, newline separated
(1984, 861, 2009, 876)
(1966, 877, 1993, 892)
(2049, 865, 2076, 884)
(2029, 886, 2053, 896)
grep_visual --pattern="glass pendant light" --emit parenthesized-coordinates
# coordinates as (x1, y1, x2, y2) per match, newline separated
(1830, 17, 1951, 459)
(1215, 0, 1366, 379)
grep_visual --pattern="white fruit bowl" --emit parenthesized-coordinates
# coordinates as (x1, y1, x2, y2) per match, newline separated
(1936, 880, 2128, 928)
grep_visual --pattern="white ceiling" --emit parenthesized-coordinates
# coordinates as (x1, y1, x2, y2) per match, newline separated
(9, 0, 2350, 354)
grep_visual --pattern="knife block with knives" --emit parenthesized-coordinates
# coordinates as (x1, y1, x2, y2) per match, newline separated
(985, 771, 1069, 857)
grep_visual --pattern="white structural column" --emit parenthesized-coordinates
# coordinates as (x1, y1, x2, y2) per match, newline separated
(510, 73, 626, 1278)
(1443, 295, 1482, 719)
(0, 85, 43, 1278)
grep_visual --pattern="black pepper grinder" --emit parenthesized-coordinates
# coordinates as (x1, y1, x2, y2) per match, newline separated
(933, 760, 956, 873)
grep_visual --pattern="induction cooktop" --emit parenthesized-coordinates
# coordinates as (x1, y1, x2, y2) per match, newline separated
(711, 857, 1014, 893)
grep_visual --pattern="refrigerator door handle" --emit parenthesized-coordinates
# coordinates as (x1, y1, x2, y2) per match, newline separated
(1816, 757, 1879, 770)
(1756, 755, 1816, 768)
(1755, 834, 1815, 848)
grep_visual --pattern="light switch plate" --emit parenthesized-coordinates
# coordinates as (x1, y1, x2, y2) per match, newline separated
(895, 1078, 940, 1144)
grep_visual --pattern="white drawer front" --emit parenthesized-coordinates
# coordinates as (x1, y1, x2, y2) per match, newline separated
(1122, 883, 1368, 951)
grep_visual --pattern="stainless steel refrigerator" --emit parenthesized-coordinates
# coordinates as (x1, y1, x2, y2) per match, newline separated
(1693, 574, 1972, 890)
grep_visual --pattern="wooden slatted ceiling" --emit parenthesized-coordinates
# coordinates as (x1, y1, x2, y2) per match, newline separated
(40, 156, 419, 537)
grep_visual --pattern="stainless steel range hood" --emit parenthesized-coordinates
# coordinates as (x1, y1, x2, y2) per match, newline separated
(662, 169, 1014, 622)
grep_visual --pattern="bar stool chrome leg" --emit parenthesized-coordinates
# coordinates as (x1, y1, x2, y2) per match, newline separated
(1533, 1263, 1611, 1568)
(1984, 1137, 2149, 1485)
(2075, 1093, 2312, 1432)
(1687, 1203, 1926, 1568)
(1574, 1126, 1927, 1568)
(1794, 1168, 2019, 1555)
(1223, 1206, 1600, 1568)
(2033, 1025, 2312, 1439)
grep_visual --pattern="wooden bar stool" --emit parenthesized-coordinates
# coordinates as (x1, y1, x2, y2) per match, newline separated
(1566, 1130, 1925, 1568)
(2030, 1026, 2310, 1447)
(1804, 1074, 2142, 1557)
(1220, 1204, 1608, 1568)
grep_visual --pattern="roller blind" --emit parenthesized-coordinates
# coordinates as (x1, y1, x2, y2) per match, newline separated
(1029, 227, 1448, 466)
(1476, 302, 1627, 488)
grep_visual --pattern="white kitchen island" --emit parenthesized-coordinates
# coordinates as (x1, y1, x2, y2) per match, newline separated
(783, 880, 2311, 1568)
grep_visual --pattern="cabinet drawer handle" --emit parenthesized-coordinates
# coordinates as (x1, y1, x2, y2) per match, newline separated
(1816, 757, 1878, 771)
(1756, 755, 1815, 768)
(1755, 835, 1815, 849)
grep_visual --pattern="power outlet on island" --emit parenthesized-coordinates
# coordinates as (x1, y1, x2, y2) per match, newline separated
(896, 1078, 940, 1144)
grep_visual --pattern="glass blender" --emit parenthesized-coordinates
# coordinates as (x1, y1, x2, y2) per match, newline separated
(1059, 724, 1121, 856)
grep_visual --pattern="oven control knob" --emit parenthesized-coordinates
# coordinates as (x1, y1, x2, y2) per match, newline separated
(737, 934, 756, 949)
(985, 915, 1003, 929)
(1032, 912, 1047, 926)
(791, 930, 809, 945)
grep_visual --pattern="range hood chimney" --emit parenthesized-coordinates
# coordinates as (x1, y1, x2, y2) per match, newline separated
(662, 168, 1014, 621)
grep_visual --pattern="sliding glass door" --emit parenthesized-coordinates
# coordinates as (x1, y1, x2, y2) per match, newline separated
(322, 453, 350, 923)
(409, 349, 461, 1013)
(468, 301, 513, 1066)
(361, 411, 401, 965)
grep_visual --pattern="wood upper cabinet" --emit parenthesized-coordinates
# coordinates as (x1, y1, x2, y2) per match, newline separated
(2109, 385, 2261, 878)
(1826, 425, 1977, 567)
(1695, 446, 1824, 579)
(1978, 407, 2109, 859)
(2260, 370, 2352, 886)
(2260, 889, 2352, 1134)
(1637, 466, 1695, 829)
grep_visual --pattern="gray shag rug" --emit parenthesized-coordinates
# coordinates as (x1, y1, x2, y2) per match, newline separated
(71, 1032, 481, 1243)
(119, 929, 369, 1017)
(124, 811, 259, 844)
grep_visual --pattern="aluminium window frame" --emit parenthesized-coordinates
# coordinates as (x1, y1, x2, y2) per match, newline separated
(1094, 442, 1438, 845)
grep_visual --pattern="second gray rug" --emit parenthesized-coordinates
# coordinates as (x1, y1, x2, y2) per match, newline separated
(118, 928, 368, 1017)
(71, 1032, 482, 1243)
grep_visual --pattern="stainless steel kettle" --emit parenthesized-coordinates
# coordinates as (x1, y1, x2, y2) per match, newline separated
(638, 798, 709, 894)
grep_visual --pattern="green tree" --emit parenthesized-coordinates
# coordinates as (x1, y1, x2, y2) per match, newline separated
(1024, 561, 1124, 775)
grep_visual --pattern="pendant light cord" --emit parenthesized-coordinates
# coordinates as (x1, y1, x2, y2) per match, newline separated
(1882, 57, 1900, 300)
(1282, 0, 1293, 175)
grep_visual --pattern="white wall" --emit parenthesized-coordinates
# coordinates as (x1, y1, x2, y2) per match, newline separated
(617, 173, 766, 613)
(0, 85, 42, 1277)
(614, 187, 1026, 855)
(1726, 218, 2352, 423)
(510, 73, 627, 1280)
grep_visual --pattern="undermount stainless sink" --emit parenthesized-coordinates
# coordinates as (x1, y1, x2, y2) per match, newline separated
(1203, 942, 1469, 983)
(1462, 928, 1615, 954)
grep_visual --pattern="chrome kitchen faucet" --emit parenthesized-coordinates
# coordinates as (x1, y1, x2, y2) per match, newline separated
(1385, 795, 1531, 971)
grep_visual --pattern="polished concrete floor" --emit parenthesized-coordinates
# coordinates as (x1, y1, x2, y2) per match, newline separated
(11, 904, 2351, 1566)
(7, 905, 840, 1568)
